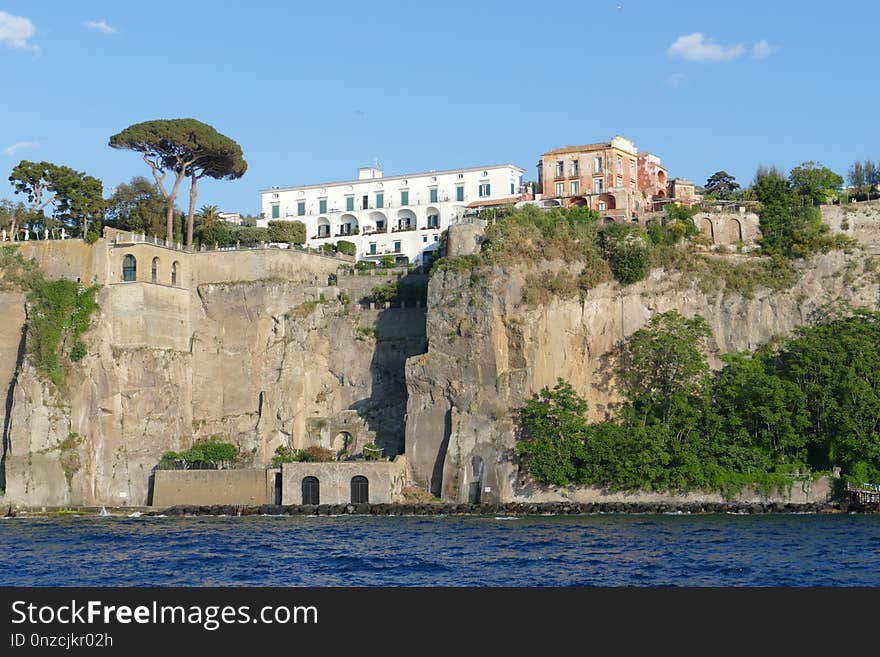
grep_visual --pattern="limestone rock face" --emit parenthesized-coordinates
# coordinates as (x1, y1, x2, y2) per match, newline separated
(404, 250, 880, 502)
(2, 276, 423, 506)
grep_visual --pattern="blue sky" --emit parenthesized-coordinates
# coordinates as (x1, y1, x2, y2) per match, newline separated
(1, 1, 877, 215)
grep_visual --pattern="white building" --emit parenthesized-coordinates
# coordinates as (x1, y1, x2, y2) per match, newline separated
(258, 163, 524, 267)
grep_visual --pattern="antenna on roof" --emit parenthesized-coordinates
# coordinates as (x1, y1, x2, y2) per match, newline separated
(374, 157, 382, 169)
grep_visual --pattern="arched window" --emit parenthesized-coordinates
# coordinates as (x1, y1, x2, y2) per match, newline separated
(122, 254, 137, 282)
(351, 476, 369, 504)
(171, 261, 179, 286)
(151, 257, 159, 283)
(302, 476, 320, 505)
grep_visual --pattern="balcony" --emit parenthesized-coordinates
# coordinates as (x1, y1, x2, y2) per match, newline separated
(361, 226, 387, 235)
(391, 225, 417, 233)
(311, 233, 332, 240)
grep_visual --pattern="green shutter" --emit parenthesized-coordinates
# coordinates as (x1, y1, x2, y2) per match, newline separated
(456, 186, 464, 202)
(401, 191, 409, 206)
(510, 183, 515, 194)
(271, 205, 279, 219)
(319, 199, 327, 214)
(485, 184, 490, 197)
(297, 201, 305, 216)
(376, 193, 384, 208)
(346, 197, 354, 211)
(430, 188, 438, 203)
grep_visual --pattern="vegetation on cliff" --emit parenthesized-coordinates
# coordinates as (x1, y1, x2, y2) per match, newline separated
(0, 246, 100, 388)
(517, 309, 880, 495)
(160, 436, 239, 469)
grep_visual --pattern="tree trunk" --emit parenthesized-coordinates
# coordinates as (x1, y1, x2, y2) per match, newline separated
(186, 171, 198, 250)
(165, 200, 175, 245)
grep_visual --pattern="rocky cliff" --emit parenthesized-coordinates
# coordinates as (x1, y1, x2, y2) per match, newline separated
(1, 249, 425, 506)
(404, 249, 880, 502)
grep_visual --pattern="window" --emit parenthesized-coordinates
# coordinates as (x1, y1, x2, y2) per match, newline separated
(362, 195, 368, 209)
(122, 255, 136, 282)
(594, 178, 604, 193)
(369, 242, 376, 254)
(595, 156, 603, 173)
(376, 193, 384, 208)
(456, 186, 464, 202)
(556, 160, 564, 176)
(297, 201, 305, 216)
(630, 160, 636, 178)
(319, 199, 327, 214)
(393, 240, 401, 253)
(571, 160, 579, 176)
(510, 182, 515, 195)
(429, 188, 438, 203)
(351, 476, 369, 504)
(570, 180, 580, 195)
(599, 201, 606, 211)
(346, 196, 354, 211)
(401, 191, 409, 206)
(617, 155, 623, 172)
(302, 477, 319, 505)
(423, 235, 428, 243)
(151, 257, 158, 283)
(427, 214, 439, 228)
(617, 176, 623, 188)
(433, 234, 439, 242)
(171, 262, 178, 286)
(271, 204, 280, 219)
(479, 183, 491, 197)
(556, 182, 565, 197)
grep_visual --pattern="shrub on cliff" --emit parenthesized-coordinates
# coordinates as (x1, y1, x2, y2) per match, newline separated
(335, 240, 356, 256)
(271, 445, 306, 467)
(599, 223, 650, 285)
(302, 446, 334, 462)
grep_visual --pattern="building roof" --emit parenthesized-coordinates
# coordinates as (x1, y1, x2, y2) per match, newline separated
(542, 142, 612, 157)
(466, 196, 521, 209)
(260, 163, 525, 194)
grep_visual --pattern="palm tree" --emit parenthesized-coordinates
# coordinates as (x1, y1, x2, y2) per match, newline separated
(199, 204, 220, 225)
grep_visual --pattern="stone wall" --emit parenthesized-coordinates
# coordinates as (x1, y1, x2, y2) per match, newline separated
(152, 468, 277, 507)
(513, 476, 834, 505)
(821, 200, 880, 249)
(280, 456, 409, 505)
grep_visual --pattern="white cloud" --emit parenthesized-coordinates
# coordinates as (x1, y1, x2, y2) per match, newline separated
(668, 33, 746, 62)
(666, 72, 687, 88)
(752, 40, 777, 59)
(84, 19, 116, 35)
(0, 11, 38, 52)
(3, 141, 39, 156)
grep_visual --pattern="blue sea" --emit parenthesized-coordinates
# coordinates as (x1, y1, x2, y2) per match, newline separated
(1, 513, 879, 586)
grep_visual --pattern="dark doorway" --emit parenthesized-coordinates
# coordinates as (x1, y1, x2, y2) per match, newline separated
(468, 482, 482, 504)
(274, 472, 283, 505)
(350, 476, 369, 504)
(302, 476, 320, 505)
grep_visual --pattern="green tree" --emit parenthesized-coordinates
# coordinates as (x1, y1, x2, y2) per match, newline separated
(267, 220, 306, 244)
(105, 176, 167, 235)
(619, 311, 711, 439)
(517, 379, 590, 486)
(9, 160, 105, 238)
(109, 119, 247, 247)
(599, 223, 650, 285)
(704, 171, 741, 200)
(754, 165, 824, 257)
(788, 161, 844, 205)
(198, 204, 220, 225)
(848, 161, 866, 199)
(335, 239, 356, 256)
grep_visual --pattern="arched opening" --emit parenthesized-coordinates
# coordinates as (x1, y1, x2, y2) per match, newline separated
(302, 476, 320, 505)
(171, 261, 179, 286)
(316, 217, 330, 238)
(426, 206, 440, 229)
(338, 214, 359, 236)
(368, 211, 387, 233)
(396, 209, 416, 231)
(698, 216, 715, 243)
(595, 194, 616, 211)
(725, 218, 743, 244)
(350, 476, 369, 504)
(332, 431, 352, 459)
(151, 257, 159, 284)
(122, 254, 137, 282)
(567, 196, 588, 207)
(603, 216, 616, 224)
(658, 170, 667, 185)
